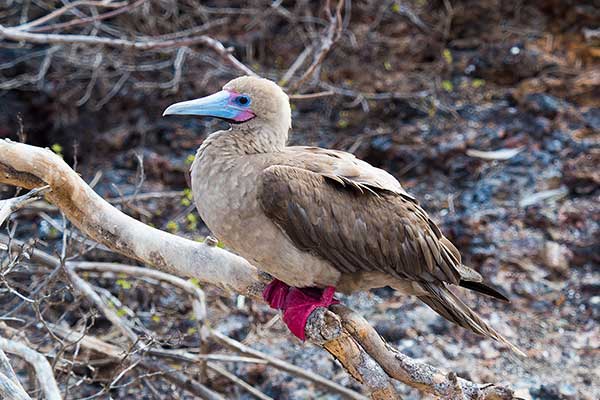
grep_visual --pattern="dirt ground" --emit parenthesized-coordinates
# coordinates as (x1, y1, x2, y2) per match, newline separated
(1, 1, 598, 399)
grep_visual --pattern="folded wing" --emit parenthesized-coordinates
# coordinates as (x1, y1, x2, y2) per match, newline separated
(258, 163, 463, 286)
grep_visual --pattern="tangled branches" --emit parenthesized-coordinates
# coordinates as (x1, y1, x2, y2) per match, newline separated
(0, 0, 355, 105)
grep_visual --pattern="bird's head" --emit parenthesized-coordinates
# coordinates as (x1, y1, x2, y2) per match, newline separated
(163, 76, 291, 142)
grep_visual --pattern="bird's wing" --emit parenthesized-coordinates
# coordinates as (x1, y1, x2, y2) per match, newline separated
(285, 146, 413, 197)
(258, 163, 463, 285)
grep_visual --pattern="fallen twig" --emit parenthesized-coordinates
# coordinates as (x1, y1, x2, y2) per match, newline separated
(0, 337, 61, 400)
(1, 239, 364, 399)
(207, 363, 274, 400)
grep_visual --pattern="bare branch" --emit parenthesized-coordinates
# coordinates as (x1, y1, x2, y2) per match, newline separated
(2, 322, 225, 400)
(289, 91, 335, 100)
(0, 349, 31, 400)
(0, 337, 61, 400)
(210, 330, 368, 399)
(0, 25, 256, 76)
(55, 260, 363, 399)
(332, 305, 515, 400)
(287, 0, 345, 92)
(0, 349, 22, 391)
(0, 185, 50, 226)
(280, 45, 313, 87)
(391, 1, 431, 33)
(27, 0, 147, 33)
(0, 371, 32, 400)
(16, 1, 130, 31)
(207, 363, 274, 400)
(0, 139, 265, 298)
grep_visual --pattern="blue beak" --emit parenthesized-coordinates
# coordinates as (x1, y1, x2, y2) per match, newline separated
(163, 90, 241, 120)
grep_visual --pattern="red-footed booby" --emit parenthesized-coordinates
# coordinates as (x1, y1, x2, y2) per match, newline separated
(163, 76, 522, 355)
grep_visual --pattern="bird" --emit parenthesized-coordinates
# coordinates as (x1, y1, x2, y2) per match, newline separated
(163, 76, 523, 355)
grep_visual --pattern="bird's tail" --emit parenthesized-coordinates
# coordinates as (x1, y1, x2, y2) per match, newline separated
(418, 282, 525, 357)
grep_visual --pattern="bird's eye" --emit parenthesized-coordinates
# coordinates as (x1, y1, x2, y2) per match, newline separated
(235, 95, 251, 107)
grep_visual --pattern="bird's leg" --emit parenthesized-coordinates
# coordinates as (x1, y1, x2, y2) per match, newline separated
(262, 278, 290, 309)
(263, 279, 339, 340)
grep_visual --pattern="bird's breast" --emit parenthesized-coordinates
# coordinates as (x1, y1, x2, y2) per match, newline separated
(190, 152, 341, 288)
(191, 153, 259, 242)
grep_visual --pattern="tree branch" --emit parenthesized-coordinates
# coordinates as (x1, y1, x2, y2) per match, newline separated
(0, 371, 32, 400)
(0, 185, 50, 226)
(0, 139, 516, 399)
(0, 24, 256, 76)
(0, 337, 61, 400)
(0, 139, 265, 298)
(287, 0, 345, 92)
(0, 348, 31, 400)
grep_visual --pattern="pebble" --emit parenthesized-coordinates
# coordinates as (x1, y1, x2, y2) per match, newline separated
(532, 383, 579, 400)
(524, 93, 561, 118)
(479, 340, 500, 359)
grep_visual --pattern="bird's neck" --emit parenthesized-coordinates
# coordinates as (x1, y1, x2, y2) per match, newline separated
(205, 124, 287, 156)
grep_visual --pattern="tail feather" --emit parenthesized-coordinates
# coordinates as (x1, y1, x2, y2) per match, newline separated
(459, 280, 510, 302)
(418, 282, 525, 357)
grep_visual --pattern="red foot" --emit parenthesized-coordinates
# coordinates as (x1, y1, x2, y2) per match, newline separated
(262, 279, 339, 340)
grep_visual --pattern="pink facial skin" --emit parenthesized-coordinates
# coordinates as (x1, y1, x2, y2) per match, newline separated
(226, 90, 256, 122)
(233, 109, 255, 122)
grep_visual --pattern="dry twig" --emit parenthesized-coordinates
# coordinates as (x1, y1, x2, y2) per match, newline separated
(0, 348, 31, 400)
(0, 23, 255, 76)
(0, 186, 50, 226)
(287, 0, 345, 92)
(0, 337, 61, 400)
(0, 371, 32, 400)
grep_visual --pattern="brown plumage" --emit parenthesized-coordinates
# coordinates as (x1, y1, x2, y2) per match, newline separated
(163, 76, 523, 355)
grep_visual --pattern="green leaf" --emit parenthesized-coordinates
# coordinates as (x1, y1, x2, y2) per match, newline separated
(116, 308, 127, 317)
(472, 79, 485, 88)
(441, 80, 454, 92)
(184, 154, 195, 166)
(151, 315, 160, 323)
(337, 119, 349, 128)
(47, 226, 59, 239)
(186, 213, 198, 230)
(442, 49, 453, 64)
(166, 220, 179, 233)
(188, 277, 201, 288)
(51, 143, 63, 157)
(116, 279, 132, 289)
